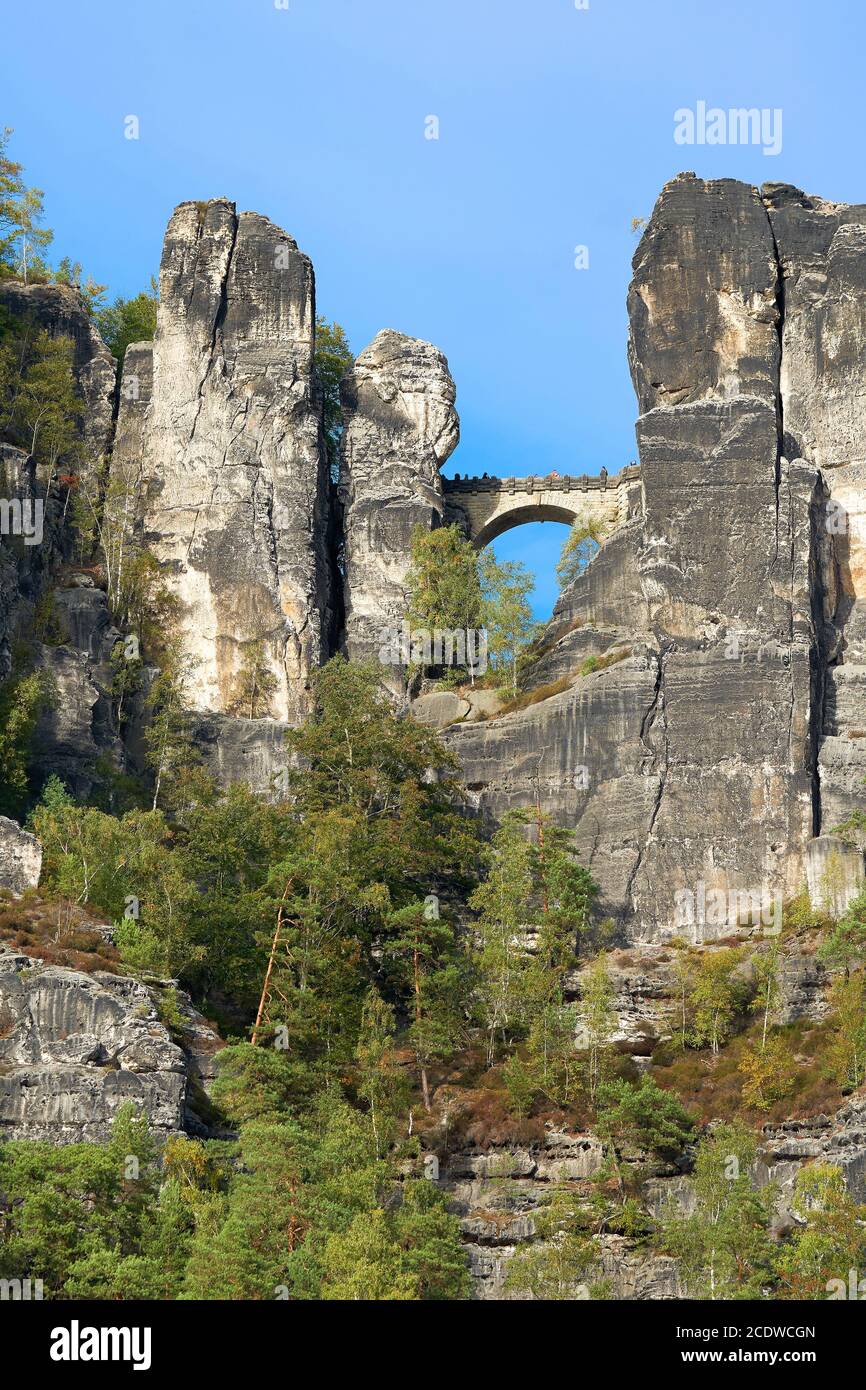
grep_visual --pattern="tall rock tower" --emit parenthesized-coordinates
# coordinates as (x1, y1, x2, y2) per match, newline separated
(113, 199, 333, 723)
(340, 329, 460, 671)
(448, 173, 866, 939)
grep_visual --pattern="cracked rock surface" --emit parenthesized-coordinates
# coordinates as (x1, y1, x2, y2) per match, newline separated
(340, 328, 459, 678)
(0, 947, 187, 1142)
(111, 199, 334, 723)
(448, 173, 863, 939)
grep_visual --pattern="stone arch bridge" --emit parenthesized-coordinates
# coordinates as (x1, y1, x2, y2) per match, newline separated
(442, 464, 642, 547)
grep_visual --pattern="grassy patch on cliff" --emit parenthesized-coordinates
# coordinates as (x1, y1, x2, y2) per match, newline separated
(650, 1017, 844, 1125)
(0, 892, 121, 973)
(497, 676, 573, 714)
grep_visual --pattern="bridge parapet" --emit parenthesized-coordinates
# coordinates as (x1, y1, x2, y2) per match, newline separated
(443, 463, 641, 495)
(442, 465, 643, 547)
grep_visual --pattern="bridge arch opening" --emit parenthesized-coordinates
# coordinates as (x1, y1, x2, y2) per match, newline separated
(472, 502, 580, 550)
(484, 518, 576, 623)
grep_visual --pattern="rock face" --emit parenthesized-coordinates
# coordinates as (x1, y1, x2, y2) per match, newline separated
(0, 817, 42, 893)
(448, 173, 866, 940)
(0, 282, 116, 472)
(340, 329, 460, 677)
(439, 1130, 682, 1299)
(0, 947, 188, 1143)
(763, 185, 866, 833)
(189, 710, 290, 797)
(804, 833, 865, 916)
(112, 200, 335, 724)
(760, 1095, 866, 1210)
(0, 444, 52, 679)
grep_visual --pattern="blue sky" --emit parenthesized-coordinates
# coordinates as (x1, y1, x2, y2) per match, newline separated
(2, 0, 860, 614)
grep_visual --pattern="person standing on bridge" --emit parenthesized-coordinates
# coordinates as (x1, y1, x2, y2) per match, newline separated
(600, 467, 608, 486)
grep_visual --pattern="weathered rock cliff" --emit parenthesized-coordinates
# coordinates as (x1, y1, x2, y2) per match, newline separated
(447, 173, 865, 940)
(111, 199, 334, 724)
(0, 942, 222, 1144)
(340, 328, 459, 675)
(0, 281, 116, 473)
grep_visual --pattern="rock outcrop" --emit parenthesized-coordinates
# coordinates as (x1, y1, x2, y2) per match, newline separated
(0, 281, 116, 473)
(447, 173, 865, 940)
(111, 199, 335, 724)
(0, 943, 224, 1143)
(340, 329, 459, 678)
(0, 947, 187, 1142)
(0, 817, 42, 894)
(763, 185, 866, 832)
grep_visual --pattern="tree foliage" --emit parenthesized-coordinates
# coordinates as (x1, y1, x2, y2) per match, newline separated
(96, 280, 158, 365)
(314, 317, 353, 483)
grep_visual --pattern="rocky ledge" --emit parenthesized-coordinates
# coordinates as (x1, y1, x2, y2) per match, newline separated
(0, 945, 222, 1144)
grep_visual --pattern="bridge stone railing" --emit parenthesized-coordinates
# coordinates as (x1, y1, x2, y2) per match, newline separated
(442, 464, 641, 495)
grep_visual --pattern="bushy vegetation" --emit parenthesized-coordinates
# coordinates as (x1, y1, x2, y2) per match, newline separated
(4, 660, 866, 1301)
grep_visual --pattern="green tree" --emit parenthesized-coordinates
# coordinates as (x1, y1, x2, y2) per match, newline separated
(96, 280, 158, 365)
(355, 988, 408, 1158)
(826, 970, 866, 1091)
(0, 1104, 191, 1300)
(52, 257, 106, 316)
(405, 523, 484, 682)
(579, 952, 616, 1102)
(775, 1163, 866, 1300)
(226, 637, 279, 719)
(181, 1119, 308, 1300)
(557, 514, 602, 589)
(246, 658, 478, 1094)
(0, 128, 52, 280)
(471, 812, 598, 1104)
(0, 660, 52, 817)
(595, 1076, 694, 1188)
(386, 899, 470, 1111)
(392, 1178, 471, 1301)
(661, 1124, 776, 1300)
(143, 646, 202, 813)
(818, 888, 866, 975)
(320, 1207, 419, 1300)
(0, 318, 82, 476)
(532, 818, 598, 964)
(750, 941, 782, 1051)
(314, 317, 353, 483)
(688, 947, 749, 1053)
(285, 657, 478, 904)
(177, 783, 288, 1002)
(737, 1033, 796, 1112)
(470, 811, 535, 1065)
(505, 1188, 608, 1300)
(479, 548, 536, 693)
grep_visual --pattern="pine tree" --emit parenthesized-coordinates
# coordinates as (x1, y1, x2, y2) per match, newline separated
(386, 899, 469, 1112)
(355, 988, 408, 1158)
